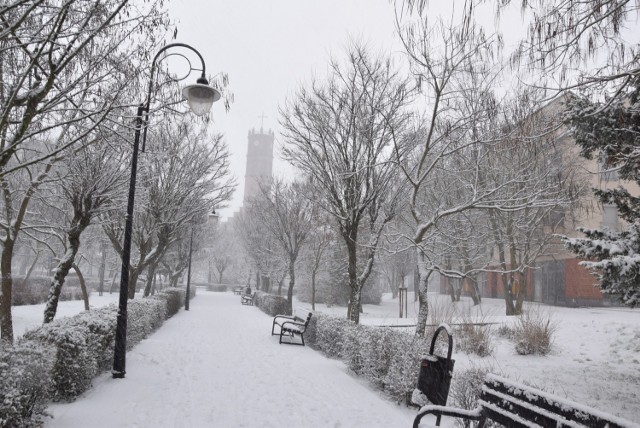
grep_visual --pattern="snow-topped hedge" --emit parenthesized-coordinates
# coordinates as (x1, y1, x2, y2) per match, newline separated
(0, 340, 56, 427)
(306, 312, 430, 404)
(1, 287, 191, 427)
(254, 291, 290, 316)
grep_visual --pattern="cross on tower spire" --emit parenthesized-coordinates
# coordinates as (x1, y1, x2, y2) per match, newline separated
(258, 112, 267, 132)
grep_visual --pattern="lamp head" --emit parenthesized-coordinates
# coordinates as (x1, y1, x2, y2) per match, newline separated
(182, 76, 221, 116)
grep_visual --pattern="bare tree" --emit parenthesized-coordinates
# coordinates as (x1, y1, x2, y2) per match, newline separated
(244, 179, 312, 312)
(497, 0, 640, 95)
(102, 118, 235, 299)
(281, 43, 413, 323)
(0, 0, 169, 344)
(43, 141, 126, 323)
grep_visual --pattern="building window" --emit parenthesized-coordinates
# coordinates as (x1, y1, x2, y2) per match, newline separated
(602, 204, 618, 230)
(600, 152, 619, 181)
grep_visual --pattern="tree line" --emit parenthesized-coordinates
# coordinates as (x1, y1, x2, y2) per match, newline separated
(233, 0, 639, 336)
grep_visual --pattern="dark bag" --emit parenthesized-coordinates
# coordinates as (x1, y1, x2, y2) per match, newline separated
(417, 324, 455, 406)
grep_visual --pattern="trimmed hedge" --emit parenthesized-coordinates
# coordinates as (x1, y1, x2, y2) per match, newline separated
(1, 287, 190, 426)
(305, 312, 430, 404)
(0, 340, 56, 427)
(12, 276, 96, 306)
(254, 291, 290, 316)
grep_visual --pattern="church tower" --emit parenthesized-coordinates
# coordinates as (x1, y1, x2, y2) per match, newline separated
(243, 127, 274, 204)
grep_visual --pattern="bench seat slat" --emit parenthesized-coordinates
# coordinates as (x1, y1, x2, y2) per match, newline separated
(485, 374, 633, 428)
(413, 373, 639, 428)
(481, 387, 574, 427)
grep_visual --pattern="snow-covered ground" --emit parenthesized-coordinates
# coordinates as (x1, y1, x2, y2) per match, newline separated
(13, 290, 640, 426)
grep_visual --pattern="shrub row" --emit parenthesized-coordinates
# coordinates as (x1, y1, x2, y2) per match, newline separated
(0, 287, 191, 427)
(207, 284, 228, 292)
(12, 276, 98, 306)
(305, 312, 431, 404)
(254, 291, 290, 316)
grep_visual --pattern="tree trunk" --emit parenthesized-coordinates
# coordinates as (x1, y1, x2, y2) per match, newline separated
(286, 258, 295, 314)
(72, 264, 90, 311)
(128, 268, 140, 299)
(143, 263, 157, 297)
(414, 252, 432, 337)
(23, 251, 40, 284)
(414, 265, 419, 302)
(311, 268, 317, 311)
(44, 224, 84, 324)
(346, 238, 361, 323)
(468, 275, 481, 305)
(98, 241, 106, 296)
(0, 240, 16, 343)
(109, 272, 117, 294)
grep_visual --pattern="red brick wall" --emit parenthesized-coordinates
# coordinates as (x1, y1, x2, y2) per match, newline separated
(564, 258, 603, 300)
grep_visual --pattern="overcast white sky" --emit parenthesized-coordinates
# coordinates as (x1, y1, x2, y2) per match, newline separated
(167, 0, 407, 219)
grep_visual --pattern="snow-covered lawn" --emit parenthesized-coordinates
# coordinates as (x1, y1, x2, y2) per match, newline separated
(13, 289, 640, 426)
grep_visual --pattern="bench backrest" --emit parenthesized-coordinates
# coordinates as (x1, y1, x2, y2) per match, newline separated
(293, 310, 313, 327)
(479, 374, 635, 428)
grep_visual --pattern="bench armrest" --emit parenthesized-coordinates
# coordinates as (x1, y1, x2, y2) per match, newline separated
(413, 405, 482, 428)
(273, 314, 296, 322)
(280, 320, 306, 331)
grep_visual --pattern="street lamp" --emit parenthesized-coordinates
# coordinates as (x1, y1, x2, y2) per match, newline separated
(185, 209, 219, 310)
(185, 226, 194, 311)
(112, 43, 221, 379)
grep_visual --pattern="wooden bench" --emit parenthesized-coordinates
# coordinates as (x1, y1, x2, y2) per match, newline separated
(241, 292, 255, 305)
(271, 310, 312, 346)
(413, 373, 639, 428)
(232, 286, 245, 295)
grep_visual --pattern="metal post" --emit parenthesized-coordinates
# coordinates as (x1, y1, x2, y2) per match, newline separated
(185, 227, 194, 311)
(112, 104, 144, 379)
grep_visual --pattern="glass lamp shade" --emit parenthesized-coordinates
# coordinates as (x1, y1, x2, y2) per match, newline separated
(182, 83, 221, 116)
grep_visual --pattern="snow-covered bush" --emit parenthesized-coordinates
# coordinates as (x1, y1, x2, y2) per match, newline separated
(254, 291, 290, 316)
(455, 321, 493, 357)
(207, 284, 228, 292)
(448, 364, 501, 428)
(0, 340, 55, 427)
(307, 312, 356, 358)
(19, 288, 188, 402)
(156, 287, 186, 317)
(308, 312, 433, 405)
(384, 334, 427, 404)
(127, 298, 167, 349)
(23, 318, 99, 401)
(513, 305, 557, 355)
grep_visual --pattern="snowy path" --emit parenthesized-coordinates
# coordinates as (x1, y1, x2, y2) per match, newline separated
(45, 291, 416, 428)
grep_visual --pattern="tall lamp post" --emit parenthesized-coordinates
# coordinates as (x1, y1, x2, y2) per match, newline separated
(112, 43, 221, 379)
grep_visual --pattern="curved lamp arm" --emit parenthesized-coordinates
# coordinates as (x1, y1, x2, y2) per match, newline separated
(141, 43, 220, 149)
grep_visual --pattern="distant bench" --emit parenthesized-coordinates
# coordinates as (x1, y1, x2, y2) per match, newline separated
(413, 373, 639, 428)
(241, 291, 255, 306)
(271, 309, 312, 346)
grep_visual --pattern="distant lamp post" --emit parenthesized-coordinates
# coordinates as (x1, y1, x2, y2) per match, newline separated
(185, 226, 195, 311)
(185, 209, 219, 310)
(112, 43, 221, 379)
